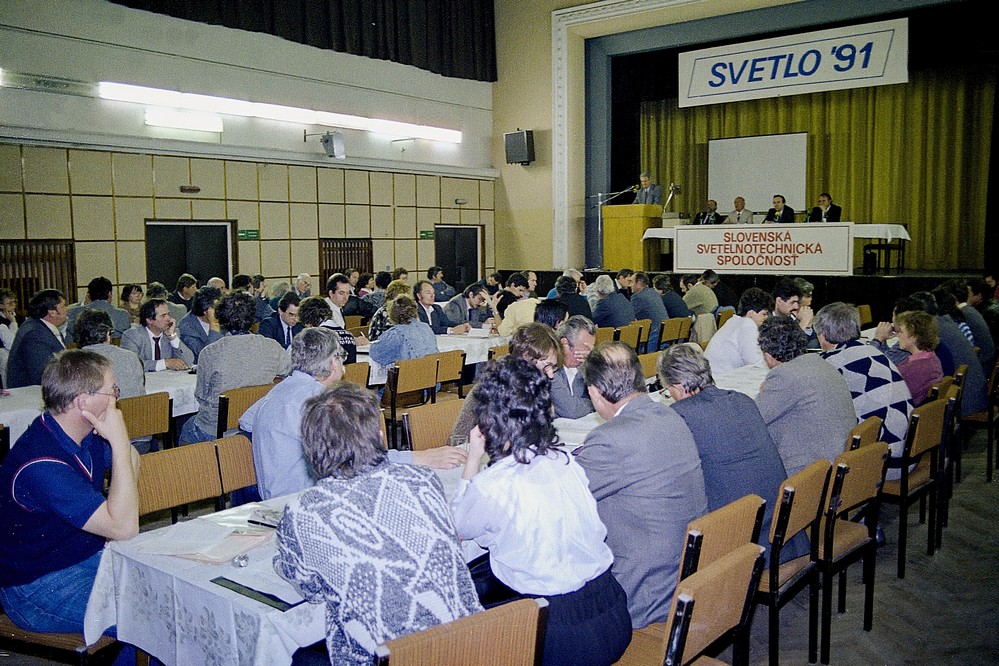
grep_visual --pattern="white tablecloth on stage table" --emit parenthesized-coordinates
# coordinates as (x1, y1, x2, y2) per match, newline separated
(357, 333, 511, 385)
(0, 371, 197, 443)
(641, 222, 911, 242)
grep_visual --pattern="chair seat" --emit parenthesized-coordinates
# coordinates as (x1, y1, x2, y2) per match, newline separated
(613, 623, 664, 665)
(961, 409, 990, 424)
(819, 519, 871, 560)
(0, 612, 116, 654)
(882, 458, 932, 497)
(758, 554, 812, 593)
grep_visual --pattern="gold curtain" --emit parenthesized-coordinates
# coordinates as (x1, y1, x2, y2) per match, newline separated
(640, 68, 995, 270)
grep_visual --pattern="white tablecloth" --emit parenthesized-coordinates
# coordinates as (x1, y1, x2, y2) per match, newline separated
(0, 371, 197, 443)
(358, 333, 511, 385)
(642, 222, 911, 242)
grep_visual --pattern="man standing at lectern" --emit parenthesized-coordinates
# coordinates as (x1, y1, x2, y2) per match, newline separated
(635, 172, 663, 205)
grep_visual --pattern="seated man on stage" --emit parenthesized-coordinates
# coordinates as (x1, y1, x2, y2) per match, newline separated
(724, 196, 754, 224)
(0, 350, 139, 634)
(692, 199, 722, 225)
(634, 171, 663, 205)
(764, 194, 795, 223)
(808, 192, 842, 222)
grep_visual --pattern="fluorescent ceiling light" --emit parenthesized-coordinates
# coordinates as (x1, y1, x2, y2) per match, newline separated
(144, 108, 223, 133)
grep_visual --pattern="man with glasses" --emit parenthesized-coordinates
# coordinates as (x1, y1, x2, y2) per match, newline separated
(0, 350, 139, 635)
(239, 328, 466, 499)
(551, 316, 597, 418)
(442, 284, 493, 330)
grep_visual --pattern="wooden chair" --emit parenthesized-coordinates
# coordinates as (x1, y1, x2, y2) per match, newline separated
(616, 322, 641, 350)
(137, 441, 223, 520)
(0, 423, 9, 464)
(488, 344, 509, 360)
(658, 316, 692, 350)
(716, 307, 735, 329)
(374, 598, 548, 666)
(594, 326, 615, 346)
(817, 443, 890, 664)
(935, 385, 963, 546)
(927, 375, 954, 402)
(680, 493, 766, 581)
(633, 318, 651, 353)
(383, 355, 439, 449)
(856, 304, 873, 328)
(617, 543, 766, 666)
(343, 315, 364, 330)
(0, 615, 119, 666)
(216, 383, 274, 438)
(343, 361, 370, 386)
(436, 349, 466, 398)
(347, 325, 369, 338)
(881, 396, 947, 578)
(637, 352, 660, 391)
(961, 362, 999, 482)
(118, 391, 173, 449)
(755, 460, 832, 666)
(402, 399, 465, 451)
(846, 415, 883, 451)
(215, 434, 257, 509)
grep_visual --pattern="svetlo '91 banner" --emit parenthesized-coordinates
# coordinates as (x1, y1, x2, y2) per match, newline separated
(673, 223, 855, 276)
(678, 18, 908, 107)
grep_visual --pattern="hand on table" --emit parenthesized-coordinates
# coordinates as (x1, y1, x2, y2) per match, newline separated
(165, 358, 188, 371)
(413, 446, 468, 470)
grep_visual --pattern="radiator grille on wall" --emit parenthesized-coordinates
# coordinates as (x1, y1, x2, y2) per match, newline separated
(0, 241, 77, 311)
(320, 239, 373, 289)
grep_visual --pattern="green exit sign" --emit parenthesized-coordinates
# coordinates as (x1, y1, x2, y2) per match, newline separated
(238, 229, 260, 240)
(419, 230, 435, 239)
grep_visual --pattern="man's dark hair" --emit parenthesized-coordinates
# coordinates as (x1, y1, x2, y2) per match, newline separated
(427, 266, 443, 280)
(757, 315, 807, 363)
(699, 270, 720, 287)
(343, 267, 358, 277)
(633, 272, 651, 288)
(216, 291, 256, 333)
(909, 291, 939, 316)
(893, 295, 927, 317)
(175, 273, 197, 291)
(652, 275, 675, 293)
(554, 275, 579, 296)
(326, 273, 350, 293)
(968, 278, 992, 300)
(75, 309, 114, 347)
(488, 271, 503, 283)
(412, 280, 434, 299)
(138, 298, 166, 326)
(27, 289, 65, 319)
(506, 273, 529, 289)
(772, 277, 803, 303)
(86, 276, 113, 301)
(374, 271, 392, 289)
(145, 282, 169, 299)
(251, 274, 266, 289)
(192, 286, 222, 316)
(534, 299, 568, 329)
(819, 192, 832, 201)
(737, 288, 774, 317)
(680, 274, 699, 288)
(773, 194, 786, 204)
(278, 291, 301, 312)
(391, 267, 409, 280)
(299, 296, 333, 327)
(231, 273, 252, 291)
(464, 283, 487, 298)
(616, 268, 634, 281)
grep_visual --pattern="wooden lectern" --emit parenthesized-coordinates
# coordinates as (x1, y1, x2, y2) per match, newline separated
(602, 204, 662, 270)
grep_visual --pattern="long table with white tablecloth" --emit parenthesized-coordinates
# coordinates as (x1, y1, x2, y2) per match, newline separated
(357, 332, 511, 385)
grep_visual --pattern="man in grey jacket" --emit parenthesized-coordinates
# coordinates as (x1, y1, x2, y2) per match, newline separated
(551, 316, 596, 418)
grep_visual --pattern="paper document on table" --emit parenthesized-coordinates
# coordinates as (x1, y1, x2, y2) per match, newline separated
(554, 412, 606, 447)
(137, 521, 274, 563)
(223, 552, 305, 605)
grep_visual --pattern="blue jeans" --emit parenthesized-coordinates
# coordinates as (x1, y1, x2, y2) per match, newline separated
(0, 549, 103, 634)
(179, 416, 214, 444)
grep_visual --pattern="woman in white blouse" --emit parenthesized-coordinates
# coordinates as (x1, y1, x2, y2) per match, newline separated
(0, 288, 19, 387)
(452, 356, 632, 666)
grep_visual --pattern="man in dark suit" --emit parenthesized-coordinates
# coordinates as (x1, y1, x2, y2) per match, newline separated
(442, 285, 493, 329)
(808, 192, 842, 222)
(634, 171, 663, 205)
(554, 275, 592, 319)
(630, 272, 669, 350)
(120, 299, 194, 371)
(6, 289, 67, 388)
(765, 194, 795, 223)
(575, 342, 707, 629)
(414, 280, 463, 334)
(258, 292, 303, 349)
(178, 285, 224, 362)
(169, 273, 197, 312)
(691, 199, 723, 225)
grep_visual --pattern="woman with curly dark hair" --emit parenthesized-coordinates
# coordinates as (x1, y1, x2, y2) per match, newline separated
(451, 356, 632, 666)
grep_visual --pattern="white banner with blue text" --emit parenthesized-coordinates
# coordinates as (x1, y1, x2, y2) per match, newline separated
(678, 19, 908, 108)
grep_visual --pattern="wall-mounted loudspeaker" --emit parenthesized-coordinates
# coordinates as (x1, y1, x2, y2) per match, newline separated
(504, 130, 534, 165)
(321, 131, 346, 160)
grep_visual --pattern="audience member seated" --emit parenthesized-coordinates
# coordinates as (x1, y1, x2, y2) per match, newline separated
(614, 268, 634, 300)
(0, 350, 138, 634)
(497, 294, 541, 336)
(178, 285, 223, 363)
(944, 278, 995, 372)
(814, 302, 914, 477)
(452, 357, 631, 666)
(368, 295, 438, 368)
(299, 296, 357, 364)
(894, 310, 944, 407)
(553, 275, 592, 319)
(967, 278, 999, 344)
(119, 284, 143, 324)
(700, 269, 738, 308)
(366, 280, 412, 341)
(179, 291, 291, 444)
(704, 287, 772, 373)
(361, 271, 391, 310)
(495, 273, 529, 318)
(933, 287, 974, 346)
(794, 277, 819, 348)
(269, 280, 291, 310)
(145, 281, 186, 322)
(121, 299, 194, 372)
(240, 328, 465, 499)
(427, 266, 456, 302)
(65, 277, 130, 344)
(231, 273, 273, 323)
(356, 273, 374, 298)
(546, 269, 583, 298)
(652, 275, 691, 319)
(533, 299, 568, 330)
(169, 273, 197, 312)
(756, 316, 856, 475)
(391, 267, 410, 283)
(592, 275, 635, 329)
(772, 276, 803, 319)
(551, 316, 596, 419)
(207, 276, 227, 292)
(258, 292, 303, 350)
(630, 272, 668, 350)
(443, 284, 494, 330)
(576, 342, 706, 629)
(681, 273, 718, 316)
(659, 344, 799, 562)
(0, 288, 18, 387)
(322, 273, 351, 327)
(6, 289, 68, 388)
(414, 279, 462, 334)
(274, 382, 481, 665)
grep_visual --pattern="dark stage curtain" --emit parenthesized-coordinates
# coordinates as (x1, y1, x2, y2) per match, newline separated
(112, 0, 497, 82)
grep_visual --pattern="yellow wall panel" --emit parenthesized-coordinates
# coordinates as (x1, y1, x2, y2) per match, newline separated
(393, 173, 416, 207)
(260, 240, 291, 277)
(371, 206, 394, 239)
(22, 146, 69, 194)
(112, 153, 153, 197)
(345, 204, 370, 237)
(192, 199, 226, 219)
(190, 158, 225, 198)
(153, 198, 192, 219)
(317, 167, 344, 203)
(25, 194, 71, 238)
(289, 166, 318, 203)
(72, 196, 115, 241)
(416, 175, 440, 207)
(0, 145, 22, 192)
(479, 180, 495, 210)
(291, 240, 319, 275)
(153, 156, 191, 195)
(115, 198, 153, 241)
(116, 241, 147, 285)
(440, 208, 460, 226)
(260, 201, 290, 239)
(237, 240, 261, 275)
(0, 193, 25, 238)
(225, 161, 258, 200)
(75, 241, 117, 287)
(417, 208, 440, 233)
(370, 172, 393, 206)
(290, 203, 319, 238)
(318, 203, 345, 238)
(441, 178, 479, 209)
(258, 164, 289, 201)
(394, 206, 416, 238)
(372, 239, 395, 270)
(69, 150, 112, 196)
(460, 209, 480, 226)
(226, 200, 259, 232)
(417, 239, 435, 268)
(393, 240, 417, 272)
(344, 170, 370, 204)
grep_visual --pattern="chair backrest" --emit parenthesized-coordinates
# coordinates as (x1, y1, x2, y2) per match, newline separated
(217, 383, 274, 438)
(437, 349, 466, 385)
(846, 415, 883, 451)
(594, 326, 615, 345)
(928, 375, 954, 402)
(137, 442, 223, 517)
(953, 363, 969, 388)
(658, 317, 682, 349)
(856, 304, 873, 328)
(678, 315, 692, 342)
(488, 344, 509, 360)
(665, 543, 766, 665)
(343, 315, 364, 330)
(0, 423, 9, 464)
(681, 494, 765, 580)
(768, 460, 831, 551)
(906, 397, 948, 460)
(637, 351, 660, 383)
(831, 442, 890, 516)
(215, 434, 257, 494)
(343, 361, 370, 386)
(633, 318, 652, 348)
(117, 391, 172, 441)
(348, 325, 368, 338)
(716, 307, 735, 328)
(617, 322, 641, 349)
(373, 598, 549, 666)
(393, 355, 440, 394)
(403, 400, 465, 451)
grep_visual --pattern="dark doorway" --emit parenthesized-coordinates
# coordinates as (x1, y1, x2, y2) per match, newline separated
(435, 226, 481, 292)
(145, 220, 235, 288)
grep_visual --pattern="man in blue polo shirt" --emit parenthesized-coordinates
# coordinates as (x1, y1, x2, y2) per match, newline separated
(0, 349, 139, 633)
